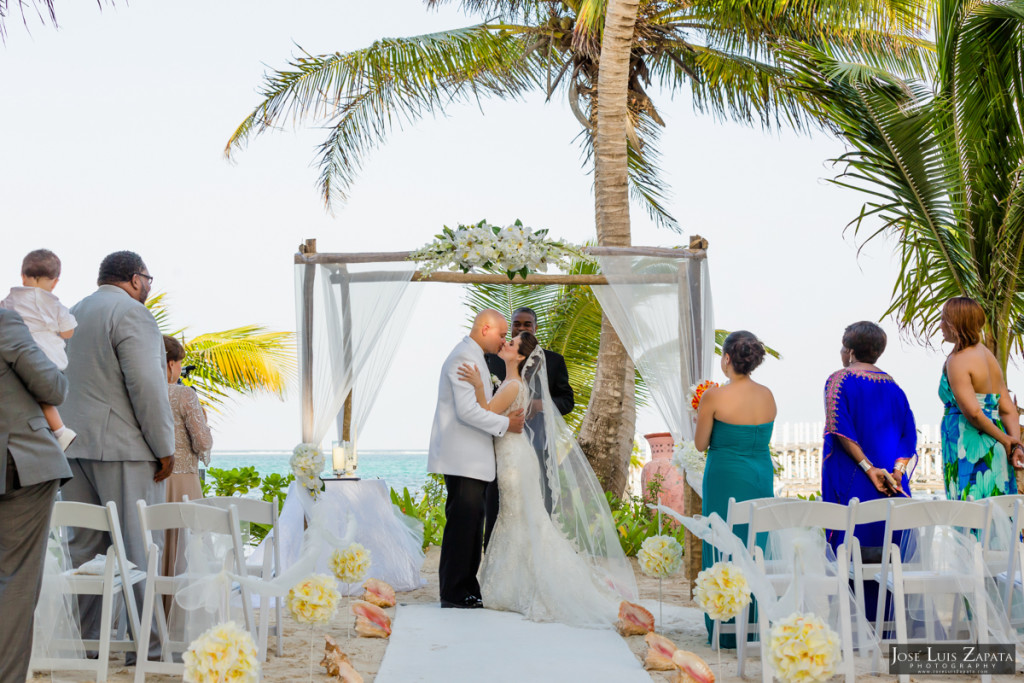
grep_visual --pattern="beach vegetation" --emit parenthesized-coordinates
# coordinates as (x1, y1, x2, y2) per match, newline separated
(147, 292, 296, 413)
(785, 0, 1024, 373)
(390, 474, 448, 550)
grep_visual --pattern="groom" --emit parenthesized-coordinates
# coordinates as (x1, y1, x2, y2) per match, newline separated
(428, 309, 524, 609)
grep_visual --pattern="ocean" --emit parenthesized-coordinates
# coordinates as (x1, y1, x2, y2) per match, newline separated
(206, 450, 429, 495)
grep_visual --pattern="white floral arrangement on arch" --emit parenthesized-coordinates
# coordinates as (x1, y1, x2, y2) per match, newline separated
(766, 612, 842, 683)
(330, 543, 372, 584)
(409, 219, 585, 279)
(183, 621, 259, 683)
(290, 443, 325, 500)
(671, 439, 706, 498)
(694, 561, 751, 621)
(638, 534, 683, 579)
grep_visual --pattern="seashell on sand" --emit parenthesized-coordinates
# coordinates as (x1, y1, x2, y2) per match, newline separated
(644, 632, 678, 671)
(351, 600, 392, 638)
(672, 649, 715, 683)
(615, 601, 655, 636)
(362, 578, 396, 608)
(320, 635, 364, 682)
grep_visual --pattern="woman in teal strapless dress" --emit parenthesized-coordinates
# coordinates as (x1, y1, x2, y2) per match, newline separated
(694, 331, 776, 648)
(938, 298, 1023, 500)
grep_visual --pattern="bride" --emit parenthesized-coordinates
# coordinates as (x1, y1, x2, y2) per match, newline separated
(457, 332, 637, 627)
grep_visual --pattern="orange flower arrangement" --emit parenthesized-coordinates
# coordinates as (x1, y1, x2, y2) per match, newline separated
(689, 380, 719, 411)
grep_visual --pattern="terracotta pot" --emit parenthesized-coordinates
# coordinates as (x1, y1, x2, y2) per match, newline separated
(641, 432, 686, 521)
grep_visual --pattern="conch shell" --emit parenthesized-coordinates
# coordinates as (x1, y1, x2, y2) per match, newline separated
(362, 578, 396, 608)
(644, 632, 678, 670)
(352, 600, 392, 638)
(672, 649, 715, 683)
(615, 601, 654, 636)
(320, 635, 364, 682)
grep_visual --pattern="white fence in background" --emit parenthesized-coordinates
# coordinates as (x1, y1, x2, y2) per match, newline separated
(770, 422, 945, 497)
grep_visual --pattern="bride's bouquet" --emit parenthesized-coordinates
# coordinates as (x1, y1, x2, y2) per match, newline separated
(688, 379, 718, 412)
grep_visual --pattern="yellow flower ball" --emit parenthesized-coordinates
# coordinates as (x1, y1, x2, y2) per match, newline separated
(694, 561, 752, 621)
(330, 543, 372, 584)
(638, 534, 683, 579)
(286, 574, 341, 626)
(766, 612, 841, 683)
(183, 621, 259, 683)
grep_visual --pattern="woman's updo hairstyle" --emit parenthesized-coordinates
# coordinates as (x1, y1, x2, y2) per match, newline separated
(516, 331, 540, 374)
(722, 330, 766, 375)
(163, 334, 185, 363)
(842, 321, 887, 364)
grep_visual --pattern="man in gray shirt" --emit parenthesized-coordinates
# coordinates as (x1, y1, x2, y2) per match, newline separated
(0, 307, 72, 682)
(61, 251, 175, 657)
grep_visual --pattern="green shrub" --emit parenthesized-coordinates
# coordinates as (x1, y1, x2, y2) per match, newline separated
(606, 475, 687, 557)
(390, 474, 447, 549)
(198, 466, 294, 545)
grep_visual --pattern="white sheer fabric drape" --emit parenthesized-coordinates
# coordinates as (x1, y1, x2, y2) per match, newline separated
(590, 255, 714, 445)
(294, 262, 419, 446)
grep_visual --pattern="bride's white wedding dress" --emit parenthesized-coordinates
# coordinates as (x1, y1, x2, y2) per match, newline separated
(479, 379, 622, 628)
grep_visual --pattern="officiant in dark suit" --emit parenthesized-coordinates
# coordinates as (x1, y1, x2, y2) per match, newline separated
(484, 307, 574, 547)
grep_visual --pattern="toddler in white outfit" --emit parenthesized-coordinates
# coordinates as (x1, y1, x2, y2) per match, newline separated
(1, 249, 78, 449)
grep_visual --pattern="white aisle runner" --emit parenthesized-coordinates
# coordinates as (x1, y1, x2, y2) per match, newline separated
(375, 604, 651, 683)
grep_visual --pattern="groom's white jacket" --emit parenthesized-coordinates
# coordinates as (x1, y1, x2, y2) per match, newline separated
(427, 336, 509, 482)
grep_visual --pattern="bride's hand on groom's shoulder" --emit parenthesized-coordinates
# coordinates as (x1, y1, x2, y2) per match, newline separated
(457, 362, 483, 389)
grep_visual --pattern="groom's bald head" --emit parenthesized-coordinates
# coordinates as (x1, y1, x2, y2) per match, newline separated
(471, 309, 508, 354)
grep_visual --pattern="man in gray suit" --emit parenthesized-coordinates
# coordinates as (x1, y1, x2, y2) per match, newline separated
(61, 251, 175, 654)
(0, 308, 73, 682)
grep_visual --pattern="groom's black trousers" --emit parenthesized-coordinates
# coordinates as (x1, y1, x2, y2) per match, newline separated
(439, 474, 488, 603)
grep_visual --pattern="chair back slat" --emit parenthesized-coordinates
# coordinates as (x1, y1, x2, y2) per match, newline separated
(884, 500, 990, 533)
(138, 501, 235, 535)
(190, 496, 275, 525)
(50, 501, 114, 532)
(748, 500, 852, 535)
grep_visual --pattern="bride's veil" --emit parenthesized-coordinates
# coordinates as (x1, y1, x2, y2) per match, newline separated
(520, 345, 639, 602)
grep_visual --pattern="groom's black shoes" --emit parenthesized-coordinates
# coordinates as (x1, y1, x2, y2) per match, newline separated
(441, 595, 484, 609)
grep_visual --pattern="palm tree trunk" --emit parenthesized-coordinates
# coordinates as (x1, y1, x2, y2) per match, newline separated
(577, 0, 641, 496)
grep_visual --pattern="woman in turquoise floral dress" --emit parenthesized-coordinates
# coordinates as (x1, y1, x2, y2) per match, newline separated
(939, 297, 1024, 500)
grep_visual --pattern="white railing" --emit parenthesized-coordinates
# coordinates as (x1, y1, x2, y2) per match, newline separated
(770, 422, 945, 497)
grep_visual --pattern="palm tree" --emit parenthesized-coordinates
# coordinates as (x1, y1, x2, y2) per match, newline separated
(784, 0, 1024, 373)
(1, 0, 54, 38)
(147, 293, 296, 414)
(226, 0, 928, 492)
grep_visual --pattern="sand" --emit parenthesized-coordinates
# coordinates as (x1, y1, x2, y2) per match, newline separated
(32, 547, 1020, 682)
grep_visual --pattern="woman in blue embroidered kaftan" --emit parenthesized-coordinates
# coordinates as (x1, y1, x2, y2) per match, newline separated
(822, 323, 917, 623)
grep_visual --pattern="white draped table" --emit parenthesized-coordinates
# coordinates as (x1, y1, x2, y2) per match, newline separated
(276, 479, 426, 594)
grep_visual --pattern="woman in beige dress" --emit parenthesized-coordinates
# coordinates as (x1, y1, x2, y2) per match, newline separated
(162, 335, 213, 579)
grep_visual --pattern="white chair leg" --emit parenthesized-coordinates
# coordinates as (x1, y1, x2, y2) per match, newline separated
(134, 554, 158, 683)
(257, 592, 270, 663)
(274, 593, 283, 658)
(97, 554, 116, 682)
(760, 605, 772, 683)
(891, 562, 909, 683)
(736, 604, 747, 678)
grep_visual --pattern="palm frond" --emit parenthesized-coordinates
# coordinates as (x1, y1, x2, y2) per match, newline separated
(184, 326, 296, 412)
(226, 24, 542, 208)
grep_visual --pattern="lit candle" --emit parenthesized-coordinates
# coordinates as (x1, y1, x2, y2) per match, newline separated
(332, 441, 346, 475)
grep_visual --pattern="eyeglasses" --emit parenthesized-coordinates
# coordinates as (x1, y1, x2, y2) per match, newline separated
(134, 272, 154, 284)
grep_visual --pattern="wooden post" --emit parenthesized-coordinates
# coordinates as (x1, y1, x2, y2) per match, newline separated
(299, 239, 317, 442)
(337, 264, 354, 442)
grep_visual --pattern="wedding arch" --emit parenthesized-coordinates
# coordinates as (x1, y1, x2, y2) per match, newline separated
(292, 237, 715, 455)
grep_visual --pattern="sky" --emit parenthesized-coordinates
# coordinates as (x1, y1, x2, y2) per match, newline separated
(2, 0, 1018, 452)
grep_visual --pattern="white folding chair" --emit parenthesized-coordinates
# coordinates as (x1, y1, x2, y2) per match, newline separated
(134, 501, 256, 682)
(708, 496, 779, 670)
(845, 496, 918, 661)
(186, 495, 283, 661)
(742, 500, 857, 683)
(874, 500, 993, 683)
(28, 501, 145, 682)
(992, 497, 1024, 630)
